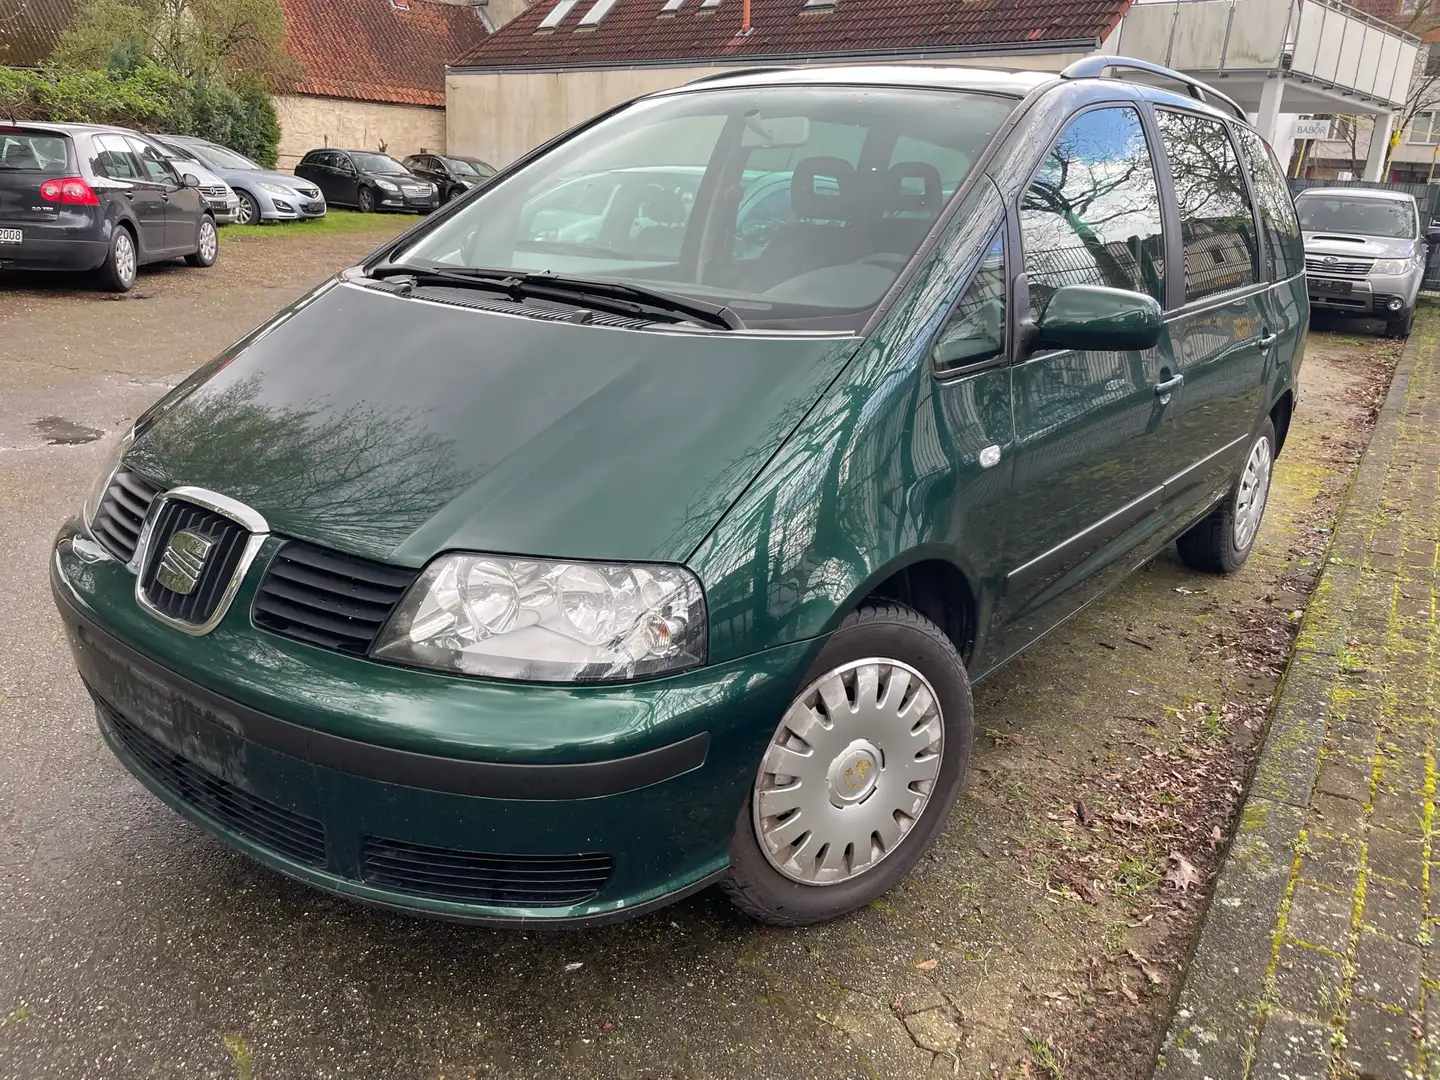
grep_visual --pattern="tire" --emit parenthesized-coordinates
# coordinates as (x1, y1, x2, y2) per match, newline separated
(185, 216, 218, 268)
(1384, 307, 1414, 339)
(357, 186, 375, 213)
(721, 602, 973, 926)
(95, 226, 137, 292)
(235, 189, 261, 226)
(443, 185, 460, 204)
(1176, 418, 1276, 574)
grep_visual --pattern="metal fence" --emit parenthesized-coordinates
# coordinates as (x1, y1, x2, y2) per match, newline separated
(1288, 179, 1440, 296)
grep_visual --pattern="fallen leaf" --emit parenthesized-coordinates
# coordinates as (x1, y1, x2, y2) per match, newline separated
(1075, 798, 1093, 827)
(1118, 982, 1139, 1004)
(563, 961, 584, 972)
(1166, 852, 1202, 892)
(916, 958, 939, 971)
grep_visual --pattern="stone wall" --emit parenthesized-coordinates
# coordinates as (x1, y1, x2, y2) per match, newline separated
(273, 95, 447, 170)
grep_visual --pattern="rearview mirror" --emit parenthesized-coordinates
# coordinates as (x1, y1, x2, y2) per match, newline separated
(1036, 285, 1163, 353)
(741, 115, 811, 149)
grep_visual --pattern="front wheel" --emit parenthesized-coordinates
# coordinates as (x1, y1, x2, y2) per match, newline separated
(721, 603, 973, 926)
(357, 186, 375, 213)
(185, 217, 218, 267)
(235, 189, 261, 226)
(1176, 418, 1276, 574)
(1385, 307, 1414, 339)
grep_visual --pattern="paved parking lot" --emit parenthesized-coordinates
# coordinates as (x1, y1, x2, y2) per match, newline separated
(0, 229, 1404, 1078)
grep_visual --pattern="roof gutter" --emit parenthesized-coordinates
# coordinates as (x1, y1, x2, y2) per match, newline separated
(446, 36, 1103, 77)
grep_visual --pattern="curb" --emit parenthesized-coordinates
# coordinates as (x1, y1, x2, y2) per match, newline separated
(1151, 326, 1426, 1079)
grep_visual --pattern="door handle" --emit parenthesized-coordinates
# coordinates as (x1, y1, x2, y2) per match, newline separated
(1258, 332, 1279, 349)
(1155, 373, 1184, 396)
(123, 190, 134, 200)
(160, 192, 169, 203)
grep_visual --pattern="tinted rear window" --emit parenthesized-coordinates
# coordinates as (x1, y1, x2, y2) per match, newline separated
(0, 133, 70, 171)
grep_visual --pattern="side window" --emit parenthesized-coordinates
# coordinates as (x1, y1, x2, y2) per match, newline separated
(933, 231, 1006, 373)
(127, 138, 177, 185)
(1155, 110, 1260, 301)
(1235, 127, 1305, 281)
(91, 134, 142, 181)
(1019, 106, 1166, 319)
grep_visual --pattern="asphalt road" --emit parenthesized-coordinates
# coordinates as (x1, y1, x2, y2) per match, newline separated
(0, 225, 1387, 1080)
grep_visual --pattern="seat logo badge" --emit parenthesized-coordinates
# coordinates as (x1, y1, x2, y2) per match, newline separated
(155, 530, 213, 596)
(980, 445, 1002, 469)
(1323, 256, 1338, 264)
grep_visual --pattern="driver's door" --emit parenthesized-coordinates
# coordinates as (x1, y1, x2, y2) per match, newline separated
(331, 152, 360, 206)
(128, 136, 197, 252)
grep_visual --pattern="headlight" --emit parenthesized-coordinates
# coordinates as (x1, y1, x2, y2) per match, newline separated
(373, 554, 706, 682)
(258, 182, 294, 196)
(83, 426, 135, 529)
(375, 178, 400, 192)
(1371, 259, 1413, 276)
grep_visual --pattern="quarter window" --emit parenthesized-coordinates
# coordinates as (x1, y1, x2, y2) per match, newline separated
(1234, 127, 1305, 281)
(933, 231, 1006, 373)
(1155, 110, 1260, 302)
(1019, 106, 1166, 319)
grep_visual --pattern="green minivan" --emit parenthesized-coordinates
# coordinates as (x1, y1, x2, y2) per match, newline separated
(52, 59, 1307, 926)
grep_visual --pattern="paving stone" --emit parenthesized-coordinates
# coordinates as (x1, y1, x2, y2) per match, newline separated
(1298, 835, 1361, 895)
(1286, 884, 1355, 953)
(1368, 828, 1426, 888)
(1362, 883, 1424, 944)
(1250, 1014, 1331, 1080)
(1326, 725, 1380, 765)
(1315, 757, 1372, 803)
(1376, 750, 1429, 796)
(1273, 941, 1347, 1023)
(1253, 677, 1332, 808)
(1345, 1000, 1418, 1080)
(1310, 792, 1367, 840)
(1353, 929, 1423, 1011)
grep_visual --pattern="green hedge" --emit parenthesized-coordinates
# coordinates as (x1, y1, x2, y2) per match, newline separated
(0, 66, 279, 166)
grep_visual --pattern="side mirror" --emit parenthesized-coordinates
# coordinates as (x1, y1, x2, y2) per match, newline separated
(181, 172, 201, 188)
(1424, 224, 1440, 244)
(1035, 285, 1163, 353)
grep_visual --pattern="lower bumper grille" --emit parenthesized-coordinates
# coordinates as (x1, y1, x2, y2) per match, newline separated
(361, 837, 612, 906)
(100, 699, 328, 867)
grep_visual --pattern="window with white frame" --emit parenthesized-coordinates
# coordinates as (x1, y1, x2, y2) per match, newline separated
(1410, 111, 1440, 145)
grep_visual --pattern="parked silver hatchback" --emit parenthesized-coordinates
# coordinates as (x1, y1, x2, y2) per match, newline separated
(1297, 187, 1439, 338)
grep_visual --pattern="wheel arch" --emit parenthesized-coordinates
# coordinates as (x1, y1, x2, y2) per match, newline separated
(1270, 388, 1294, 456)
(832, 551, 982, 669)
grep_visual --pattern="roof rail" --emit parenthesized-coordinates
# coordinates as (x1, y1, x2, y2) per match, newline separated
(1060, 56, 1248, 123)
(684, 66, 796, 86)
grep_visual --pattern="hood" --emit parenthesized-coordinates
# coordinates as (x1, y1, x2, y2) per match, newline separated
(128, 279, 856, 567)
(224, 167, 319, 193)
(1303, 231, 1417, 260)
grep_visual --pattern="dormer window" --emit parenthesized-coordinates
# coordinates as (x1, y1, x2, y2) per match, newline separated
(578, 0, 619, 25)
(536, 0, 581, 31)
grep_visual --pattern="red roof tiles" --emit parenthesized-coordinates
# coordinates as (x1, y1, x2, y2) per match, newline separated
(452, 0, 1133, 71)
(281, 0, 490, 106)
(0, 0, 82, 68)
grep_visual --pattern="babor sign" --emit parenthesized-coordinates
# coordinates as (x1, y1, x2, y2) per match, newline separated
(1294, 119, 1334, 139)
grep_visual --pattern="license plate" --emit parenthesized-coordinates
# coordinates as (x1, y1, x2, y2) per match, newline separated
(0, 228, 20, 244)
(1314, 279, 1352, 293)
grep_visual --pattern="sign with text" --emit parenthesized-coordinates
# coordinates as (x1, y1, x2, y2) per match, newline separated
(1294, 119, 1334, 139)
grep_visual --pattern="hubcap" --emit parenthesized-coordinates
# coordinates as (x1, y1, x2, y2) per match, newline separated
(237, 197, 254, 224)
(115, 233, 135, 284)
(1234, 435, 1273, 551)
(753, 659, 944, 886)
(200, 222, 216, 262)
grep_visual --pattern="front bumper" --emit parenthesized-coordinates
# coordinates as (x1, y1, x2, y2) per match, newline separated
(206, 197, 240, 225)
(1307, 271, 1419, 315)
(51, 522, 813, 924)
(379, 190, 439, 213)
(262, 196, 326, 221)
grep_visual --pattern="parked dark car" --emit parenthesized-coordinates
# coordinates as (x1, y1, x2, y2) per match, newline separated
(295, 149, 438, 213)
(54, 59, 1306, 928)
(0, 121, 217, 291)
(401, 153, 496, 203)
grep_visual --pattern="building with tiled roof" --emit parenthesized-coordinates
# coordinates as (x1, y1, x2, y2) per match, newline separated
(273, 0, 522, 168)
(0, 0, 82, 68)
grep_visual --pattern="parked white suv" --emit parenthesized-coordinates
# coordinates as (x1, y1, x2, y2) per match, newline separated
(1297, 187, 1438, 338)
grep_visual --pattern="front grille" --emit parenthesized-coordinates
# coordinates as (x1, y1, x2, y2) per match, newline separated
(199, 184, 228, 198)
(361, 837, 612, 906)
(402, 185, 431, 198)
(1305, 255, 1375, 280)
(297, 185, 320, 198)
(101, 699, 327, 867)
(92, 468, 161, 564)
(138, 499, 251, 626)
(252, 541, 417, 655)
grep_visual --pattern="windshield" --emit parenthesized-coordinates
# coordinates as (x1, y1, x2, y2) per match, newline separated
(184, 141, 260, 171)
(1296, 194, 1417, 239)
(0, 133, 69, 170)
(393, 86, 1015, 331)
(443, 156, 484, 177)
(354, 153, 409, 175)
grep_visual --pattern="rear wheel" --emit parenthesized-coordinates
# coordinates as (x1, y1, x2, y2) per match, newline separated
(96, 226, 136, 292)
(1177, 418, 1276, 574)
(722, 603, 973, 926)
(1385, 307, 1414, 339)
(357, 186, 376, 213)
(235, 190, 261, 226)
(185, 217, 218, 268)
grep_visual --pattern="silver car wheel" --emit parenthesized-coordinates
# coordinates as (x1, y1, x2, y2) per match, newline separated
(198, 220, 217, 263)
(236, 194, 255, 225)
(1233, 435, 1272, 551)
(753, 658, 944, 886)
(114, 231, 135, 286)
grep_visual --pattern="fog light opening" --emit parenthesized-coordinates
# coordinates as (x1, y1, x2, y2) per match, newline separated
(1389, 298, 1405, 312)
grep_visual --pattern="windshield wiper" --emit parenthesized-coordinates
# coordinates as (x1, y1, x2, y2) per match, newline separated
(367, 264, 743, 331)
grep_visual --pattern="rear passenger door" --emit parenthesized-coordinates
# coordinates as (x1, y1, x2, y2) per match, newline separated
(994, 105, 1187, 657)
(1150, 110, 1270, 514)
(91, 134, 165, 256)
